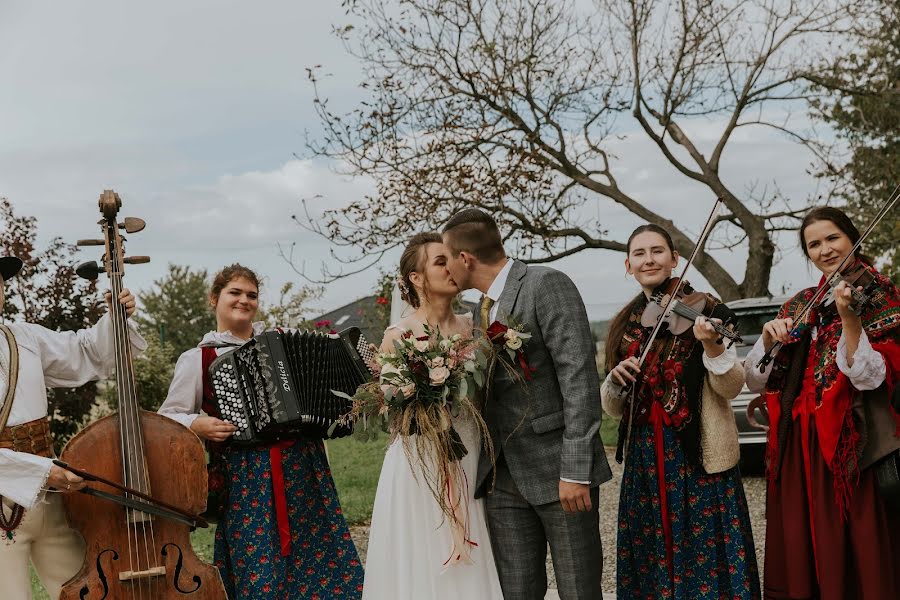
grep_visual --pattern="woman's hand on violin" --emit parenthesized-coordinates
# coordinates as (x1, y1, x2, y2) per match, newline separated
(104, 288, 137, 317)
(693, 316, 725, 358)
(761, 317, 794, 351)
(610, 356, 641, 386)
(47, 464, 86, 493)
(190, 416, 238, 442)
(834, 281, 864, 323)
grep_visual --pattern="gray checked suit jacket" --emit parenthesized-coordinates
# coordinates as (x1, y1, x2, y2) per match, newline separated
(474, 260, 612, 506)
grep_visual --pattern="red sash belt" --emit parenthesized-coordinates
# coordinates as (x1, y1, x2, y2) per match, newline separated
(269, 440, 295, 557)
(648, 402, 674, 584)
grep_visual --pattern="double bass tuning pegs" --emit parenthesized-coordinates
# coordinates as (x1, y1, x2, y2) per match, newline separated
(75, 261, 102, 281)
(119, 217, 145, 234)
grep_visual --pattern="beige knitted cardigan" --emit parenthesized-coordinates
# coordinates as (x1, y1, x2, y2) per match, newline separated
(601, 360, 745, 474)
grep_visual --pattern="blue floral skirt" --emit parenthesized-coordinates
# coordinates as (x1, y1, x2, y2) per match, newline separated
(617, 424, 760, 599)
(213, 439, 364, 599)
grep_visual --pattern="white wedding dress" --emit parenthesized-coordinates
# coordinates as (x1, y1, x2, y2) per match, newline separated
(362, 327, 504, 600)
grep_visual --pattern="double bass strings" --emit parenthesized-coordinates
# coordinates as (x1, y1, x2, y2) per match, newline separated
(108, 223, 158, 599)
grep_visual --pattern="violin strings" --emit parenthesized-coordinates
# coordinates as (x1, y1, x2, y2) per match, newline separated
(669, 302, 739, 339)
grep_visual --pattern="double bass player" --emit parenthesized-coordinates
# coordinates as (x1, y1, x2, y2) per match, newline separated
(0, 254, 144, 599)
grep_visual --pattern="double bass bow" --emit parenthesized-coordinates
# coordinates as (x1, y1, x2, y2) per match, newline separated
(756, 183, 900, 372)
(59, 191, 227, 599)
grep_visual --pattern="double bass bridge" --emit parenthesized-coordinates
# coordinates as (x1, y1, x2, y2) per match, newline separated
(118, 566, 166, 582)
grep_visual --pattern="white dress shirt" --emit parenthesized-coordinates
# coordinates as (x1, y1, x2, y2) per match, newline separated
(483, 258, 514, 322)
(0, 315, 146, 508)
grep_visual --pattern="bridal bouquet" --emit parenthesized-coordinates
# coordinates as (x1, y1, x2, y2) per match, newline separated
(337, 326, 492, 551)
(338, 325, 487, 448)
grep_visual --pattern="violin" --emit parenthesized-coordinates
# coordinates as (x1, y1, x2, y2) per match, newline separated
(59, 191, 227, 599)
(641, 278, 743, 347)
(817, 261, 879, 318)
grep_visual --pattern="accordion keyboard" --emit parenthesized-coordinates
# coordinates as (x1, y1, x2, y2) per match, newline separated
(207, 326, 375, 445)
(210, 360, 255, 442)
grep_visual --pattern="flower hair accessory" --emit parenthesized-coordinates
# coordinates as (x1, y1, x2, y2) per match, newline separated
(396, 273, 411, 299)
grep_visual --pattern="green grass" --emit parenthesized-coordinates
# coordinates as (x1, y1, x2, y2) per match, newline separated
(327, 434, 391, 525)
(30, 567, 50, 600)
(601, 410, 620, 447)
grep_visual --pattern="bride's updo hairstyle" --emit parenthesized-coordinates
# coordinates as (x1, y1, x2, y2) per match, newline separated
(398, 232, 443, 308)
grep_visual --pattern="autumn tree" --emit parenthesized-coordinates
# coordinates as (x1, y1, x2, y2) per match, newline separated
(258, 281, 325, 329)
(810, 0, 899, 281)
(306, 0, 879, 300)
(0, 199, 104, 448)
(134, 264, 216, 360)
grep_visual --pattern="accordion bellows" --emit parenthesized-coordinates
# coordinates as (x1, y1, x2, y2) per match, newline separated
(209, 327, 374, 444)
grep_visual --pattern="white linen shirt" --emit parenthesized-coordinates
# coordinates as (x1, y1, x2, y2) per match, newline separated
(0, 315, 147, 508)
(158, 323, 267, 430)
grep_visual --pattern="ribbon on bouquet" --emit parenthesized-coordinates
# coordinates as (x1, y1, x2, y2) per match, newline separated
(441, 461, 478, 570)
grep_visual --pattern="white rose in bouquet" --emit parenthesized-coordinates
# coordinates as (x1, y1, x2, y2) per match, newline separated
(429, 365, 451, 386)
(379, 362, 401, 382)
(414, 339, 430, 352)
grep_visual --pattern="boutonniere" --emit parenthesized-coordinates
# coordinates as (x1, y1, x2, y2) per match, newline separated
(485, 319, 537, 380)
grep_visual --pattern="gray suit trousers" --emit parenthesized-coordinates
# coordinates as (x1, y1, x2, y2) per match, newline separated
(485, 456, 603, 600)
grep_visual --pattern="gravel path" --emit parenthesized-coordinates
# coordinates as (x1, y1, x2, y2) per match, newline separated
(350, 453, 767, 596)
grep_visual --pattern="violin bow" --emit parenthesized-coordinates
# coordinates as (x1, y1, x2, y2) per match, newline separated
(623, 197, 724, 461)
(756, 182, 900, 372)
(53, 459, 209, 529)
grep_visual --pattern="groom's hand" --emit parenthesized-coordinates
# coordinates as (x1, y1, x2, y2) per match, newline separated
(559, 481, 592, 512)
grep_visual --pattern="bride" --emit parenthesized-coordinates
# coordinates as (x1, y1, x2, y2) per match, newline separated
(362, 232, 504, 600)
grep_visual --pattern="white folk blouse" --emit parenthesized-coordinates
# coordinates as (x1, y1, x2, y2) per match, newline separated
(744, 329, 886, 394)
(0, 315, 146, 508)
(157, 322, 266, 430)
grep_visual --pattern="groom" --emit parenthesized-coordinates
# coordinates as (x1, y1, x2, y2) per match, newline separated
(443, 209, 610, 600)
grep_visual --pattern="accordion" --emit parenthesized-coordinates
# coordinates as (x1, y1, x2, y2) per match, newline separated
(208, 327, 375, 444)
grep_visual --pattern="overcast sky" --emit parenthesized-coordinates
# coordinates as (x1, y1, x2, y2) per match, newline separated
(0, 1, 829, 322)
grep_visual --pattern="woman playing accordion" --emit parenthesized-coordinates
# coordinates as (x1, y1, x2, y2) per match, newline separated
(158, 264, 364, 599)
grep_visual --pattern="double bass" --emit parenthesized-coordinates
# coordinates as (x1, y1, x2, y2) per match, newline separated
(58, 191, 227, 599)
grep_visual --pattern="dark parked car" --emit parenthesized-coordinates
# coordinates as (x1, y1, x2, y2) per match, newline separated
(726, 295, 789, 473)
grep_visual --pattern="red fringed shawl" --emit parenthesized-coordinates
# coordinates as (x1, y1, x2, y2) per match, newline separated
(764, 262, 900, 514)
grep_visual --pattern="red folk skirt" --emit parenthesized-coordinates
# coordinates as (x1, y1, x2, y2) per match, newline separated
(764, 411, 900, 599)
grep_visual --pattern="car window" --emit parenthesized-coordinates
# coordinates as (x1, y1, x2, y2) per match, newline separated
(734, 309, 779, 338)
(730, 305, 781, 359)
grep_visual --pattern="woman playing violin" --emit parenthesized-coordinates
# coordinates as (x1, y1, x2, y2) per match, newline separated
(158, 264, 364, 599)
(601, 224, 760, 599)
(745, 207, 900, 599)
